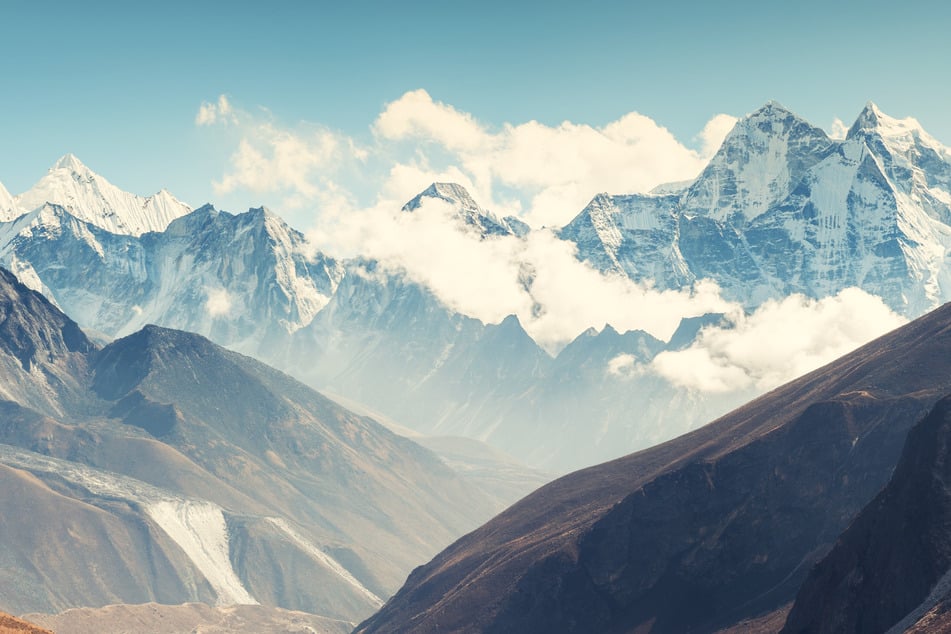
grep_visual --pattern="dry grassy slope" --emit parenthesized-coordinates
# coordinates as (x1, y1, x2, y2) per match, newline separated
(23, 603, 352, 634)
(358, 302, 951, 633)
(0, 611, 52, 634)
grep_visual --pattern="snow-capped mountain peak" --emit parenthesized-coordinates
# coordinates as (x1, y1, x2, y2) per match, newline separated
(0, 181, 16, 222)
(402, 182, 526, 238)
(680, 100, 835, 223)
(52, 152, 88, 173)
(402, 182, 484, 215)
(846, 103, 951, 204)
(14, 154, 191, 236)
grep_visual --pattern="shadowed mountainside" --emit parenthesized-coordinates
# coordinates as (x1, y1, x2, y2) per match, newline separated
(357, 301, 951, 633)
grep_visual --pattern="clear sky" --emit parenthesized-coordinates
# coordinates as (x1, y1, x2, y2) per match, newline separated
(3, 0, 950, 227)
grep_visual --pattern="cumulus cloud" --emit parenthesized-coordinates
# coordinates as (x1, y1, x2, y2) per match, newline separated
(373, 90, 733, 227)
(607, 353, 642, 378)
(374, 89, 488, 153)
(197, 92, 751, 347)
(829, 117, 850, 140)
(197, 96, 364, 214)
(306, 194, 733, 349)
(196, 95, 236, 126)
(200, 90, 738, 229)
(696, 113, 739, 159)
(649, 289, 906, 394)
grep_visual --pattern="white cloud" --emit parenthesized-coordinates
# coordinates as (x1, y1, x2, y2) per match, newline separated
(649, 289, 906, 394)
(372, 90, 732, 227)
(696, 113, 739, 159)
(196, 95, 236, 126)
(829, 117, 849, 140)
(205, 287, 233, 317)
(212, 129, 339, 201)
(199, 92, 751, 348)
(306, 193, 734, 349)
(607, 353, 642, 378)
(200, 90, 738, 229)
(374, 88, 488, 153)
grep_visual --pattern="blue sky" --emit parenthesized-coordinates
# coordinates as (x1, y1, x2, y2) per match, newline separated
(3, 0, 950, 226)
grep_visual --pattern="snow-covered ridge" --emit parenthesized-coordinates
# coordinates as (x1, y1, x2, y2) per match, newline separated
(0, 181, 16, 222)
(13, 153, 191, 236)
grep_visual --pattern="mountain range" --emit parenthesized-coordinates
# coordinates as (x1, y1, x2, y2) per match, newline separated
(1, 101, 949, 474)
(0, 267, 502, 627)
(2, 99, 950, 632)
(560, 102, 951, 316)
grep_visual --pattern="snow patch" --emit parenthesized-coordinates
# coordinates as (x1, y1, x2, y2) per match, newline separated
(147, 500, 258, 606)
(267, 517, 383, 607)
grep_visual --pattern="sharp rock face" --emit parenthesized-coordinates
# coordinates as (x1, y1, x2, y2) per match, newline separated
(561, 101, 951, 316)
(0, 202, 344, 357)
(14, 154, 191, 236)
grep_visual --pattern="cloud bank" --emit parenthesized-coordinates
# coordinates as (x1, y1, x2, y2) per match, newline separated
(648, 289, 907, 394)
(305, 194, 733, 349)
(198, 89, 736, 229)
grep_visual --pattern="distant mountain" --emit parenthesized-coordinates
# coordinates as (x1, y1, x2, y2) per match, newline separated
(403, 182, 529, 238)
(560, 102, 951, 316)
(0, 267, 498, 624)
(356, 302, 951, 633)
(12, 154, 191, 235)
(0, 202, 343, 354)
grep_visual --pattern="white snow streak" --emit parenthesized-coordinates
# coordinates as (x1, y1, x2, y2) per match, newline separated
(267, 517, 383, 607)
(147, 500, 257, 606)
(0, 444, 257, 606)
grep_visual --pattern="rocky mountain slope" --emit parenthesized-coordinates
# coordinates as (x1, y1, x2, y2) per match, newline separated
(356, 302, 951, 633)
(0, 267, 497, 625)
(0, 612, 50, 634)
(782, 395, 951, 633)
(24, 603, 351, 634)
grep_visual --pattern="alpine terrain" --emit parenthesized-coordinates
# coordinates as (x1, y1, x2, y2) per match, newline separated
(356, 300, 951, 633)
(0, 266, 499, 629)
(1, 101, 949, 474)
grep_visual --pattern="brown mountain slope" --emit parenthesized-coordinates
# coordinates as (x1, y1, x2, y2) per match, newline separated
(0, 266, 498, 622)
(782, 395, 951, 633)
(24, 602, 351, 634)
(0, 612, 51, 634)
(358, 302, 951, 633)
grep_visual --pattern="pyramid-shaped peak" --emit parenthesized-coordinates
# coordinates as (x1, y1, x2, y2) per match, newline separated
(721, 100, 825, 142)
(428, 182, 478, 204)
(847, 102, 928, 141)
(51, 153, 90, 173)
(403, 182, 482, 213)
(748, 100, 796, 118)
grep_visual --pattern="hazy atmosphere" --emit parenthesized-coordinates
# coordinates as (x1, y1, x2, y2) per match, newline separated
(3, 2, 951, 632)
